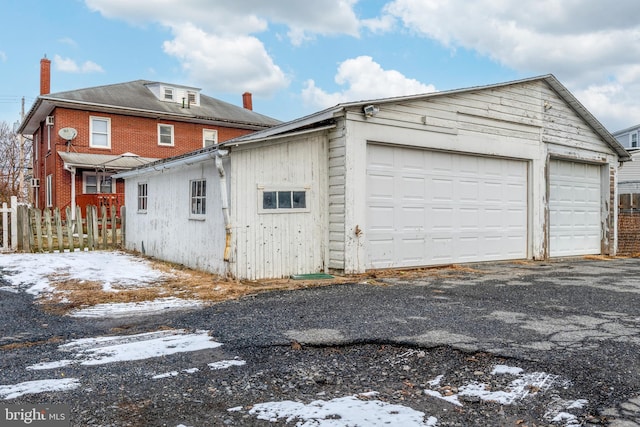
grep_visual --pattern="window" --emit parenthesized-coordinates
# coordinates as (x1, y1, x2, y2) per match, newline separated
(45, 175, 53, 207)
(187, 92, 197, 104)
(83, 172, 113, 194)
(164, 87, 174, 100)
(203, 129, 218, 147)
(137, 183, 148, 212)
(158, 124, 174, 146)
(632, 133, 638, 148)
(190, 179, 206, 216)
(90, 116, 111, 149)
(259, 187, 308, 213)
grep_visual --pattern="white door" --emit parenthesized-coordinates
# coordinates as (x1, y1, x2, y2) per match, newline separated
(366, 145, 528, 269)
(549, 159, 601, 257)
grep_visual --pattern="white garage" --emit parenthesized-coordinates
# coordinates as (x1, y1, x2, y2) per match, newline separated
(119, 75, 630, 279)
(549, 159, 602, 257)
(366, 144, 528, 268)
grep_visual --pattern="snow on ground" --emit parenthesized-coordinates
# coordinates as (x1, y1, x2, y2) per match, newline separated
(423, 365, 585, 426)
(0, 251, 204, 317)
(0, 378, 81, 400)
(229, 392, 438, 427)
(26, 329, 222, 369)
(0, 251, 169, 295)
(68, 297, 206, 318)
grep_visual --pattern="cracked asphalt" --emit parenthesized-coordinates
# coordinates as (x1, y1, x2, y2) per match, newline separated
(1, 257, 640, 426)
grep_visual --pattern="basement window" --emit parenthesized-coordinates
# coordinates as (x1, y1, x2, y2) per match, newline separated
(258, 186, 309, 213)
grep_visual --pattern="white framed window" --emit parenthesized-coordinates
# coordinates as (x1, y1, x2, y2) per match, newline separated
(187, 91, 197, 104)
(83, 172, 114, 194)
(632, 133, 638, 148)
(158, 124, 174, 146)
(164, 87, 174, 101)
(258, 186, 309, 213)
(45, 174, 53, 207)
(190, 179, 206, 218)
(203, 129, 218, 147)
(90, 116, 111, 149)
(137, 183, 148, 212)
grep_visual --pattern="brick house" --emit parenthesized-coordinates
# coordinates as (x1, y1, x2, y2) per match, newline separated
(18, 57, 280, 217)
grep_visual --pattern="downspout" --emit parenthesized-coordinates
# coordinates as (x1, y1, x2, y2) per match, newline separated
(214, 150, 231, 262)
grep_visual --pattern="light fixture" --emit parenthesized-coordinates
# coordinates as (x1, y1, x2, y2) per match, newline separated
(363, 105, 379, 118)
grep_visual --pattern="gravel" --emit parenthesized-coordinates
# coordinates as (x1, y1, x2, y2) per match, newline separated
(2, 258, 640, 426)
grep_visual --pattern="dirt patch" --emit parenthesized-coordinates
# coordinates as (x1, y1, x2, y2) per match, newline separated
(37, 254, 484, 315)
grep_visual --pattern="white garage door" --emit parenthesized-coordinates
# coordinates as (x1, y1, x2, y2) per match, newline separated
(366, 145, 528, 269)
(549, 159, 601, 257)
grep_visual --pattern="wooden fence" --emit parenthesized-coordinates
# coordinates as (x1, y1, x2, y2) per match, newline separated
(16, 205, 126, 253)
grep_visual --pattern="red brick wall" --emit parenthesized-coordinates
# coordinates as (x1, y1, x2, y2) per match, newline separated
(32, 107, 260, 211)
(618, 211, 640, 255)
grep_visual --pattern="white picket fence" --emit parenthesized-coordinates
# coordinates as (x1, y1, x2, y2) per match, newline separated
(0, 196, 18, 252)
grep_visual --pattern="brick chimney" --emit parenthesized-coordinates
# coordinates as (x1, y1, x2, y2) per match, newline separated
(40, 55, 51, 95)
(242, 92, 253, 110)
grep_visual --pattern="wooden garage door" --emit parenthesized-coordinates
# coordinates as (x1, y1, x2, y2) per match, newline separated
(549, 159, 601, 257)
(366, 145, 528, 269)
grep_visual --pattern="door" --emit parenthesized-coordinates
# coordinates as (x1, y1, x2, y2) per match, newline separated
(366, 145, 528, 268)
(549, 159, 601, 257)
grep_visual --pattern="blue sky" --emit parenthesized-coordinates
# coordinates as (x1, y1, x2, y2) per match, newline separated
(2, 0, 640, 132)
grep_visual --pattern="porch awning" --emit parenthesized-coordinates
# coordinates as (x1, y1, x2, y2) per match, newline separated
(58, 151, 160, 172)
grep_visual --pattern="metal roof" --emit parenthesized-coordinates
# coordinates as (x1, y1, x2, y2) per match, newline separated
(58, 151, 160, 171)
(19, 80, 281, 134)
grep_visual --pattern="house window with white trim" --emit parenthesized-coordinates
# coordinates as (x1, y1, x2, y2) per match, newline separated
(137, 183, 148, 212)
(158, 124, 174, 146)
(164, 87, 174, 100)
(259, 187, 309, 213)
(45, 174, 53, 207)
(203, 129, 218, 147)
(190, 179, 206, 217)
(632, 133, 638, 148)
(83, 172, 113, 194)
(90, 116, 111, 149)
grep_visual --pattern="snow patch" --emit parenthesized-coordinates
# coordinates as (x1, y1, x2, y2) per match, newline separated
(241, 392, 438, 426)
(27, 329, 221, 368)
(69, 297, 205, 318)
(0, 378, 80, 400)
(208, 359, 246, 370)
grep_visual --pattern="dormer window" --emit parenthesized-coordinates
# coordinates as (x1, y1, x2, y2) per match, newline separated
(632, 133, 638, 148)
(164, 87, 174, 101)
(188, 92, 196, 104)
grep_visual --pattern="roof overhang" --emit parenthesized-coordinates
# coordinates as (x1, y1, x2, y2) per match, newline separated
(58, 151, 159, 172)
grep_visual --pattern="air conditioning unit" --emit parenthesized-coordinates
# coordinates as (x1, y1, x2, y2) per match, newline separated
(45, 116, 54, 126)
(30, 178, 40, 188)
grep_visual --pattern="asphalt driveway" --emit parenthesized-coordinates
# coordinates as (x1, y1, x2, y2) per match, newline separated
(1, 257, 640, 426)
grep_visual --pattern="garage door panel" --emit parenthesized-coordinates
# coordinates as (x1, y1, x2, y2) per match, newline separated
(549, 159, 601, 257)
(367, 145, 528, 268)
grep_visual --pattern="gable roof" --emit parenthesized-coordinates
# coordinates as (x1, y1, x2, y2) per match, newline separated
(19, 80, 281, 134)
(222, 74, 630, 161)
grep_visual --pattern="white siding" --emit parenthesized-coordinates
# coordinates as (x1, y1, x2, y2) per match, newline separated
(230, 133, 328, 279)
(618, 151, 640, 186)
(123, 159, 228, 274)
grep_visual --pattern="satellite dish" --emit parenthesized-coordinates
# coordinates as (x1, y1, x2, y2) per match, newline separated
(58, 127, 78, 141)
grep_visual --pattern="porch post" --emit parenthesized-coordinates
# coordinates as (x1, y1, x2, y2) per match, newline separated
(70, 167, 76, 220)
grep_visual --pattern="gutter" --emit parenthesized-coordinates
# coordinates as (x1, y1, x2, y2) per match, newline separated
(214, 151, 232, 262)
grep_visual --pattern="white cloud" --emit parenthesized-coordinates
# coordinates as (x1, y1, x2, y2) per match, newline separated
(383, 0, 640, 130)
(84, 0, 366, 97)
(0, 51, 6, 62)
(162, 23, 288, 96)
(302, 56, 435, 109)
(58, 37, 78, 47)
(53, 55, 104, 73)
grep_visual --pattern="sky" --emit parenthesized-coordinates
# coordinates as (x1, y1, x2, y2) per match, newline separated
(1, 1, 640, 133)
(0, 250, 587, 425)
